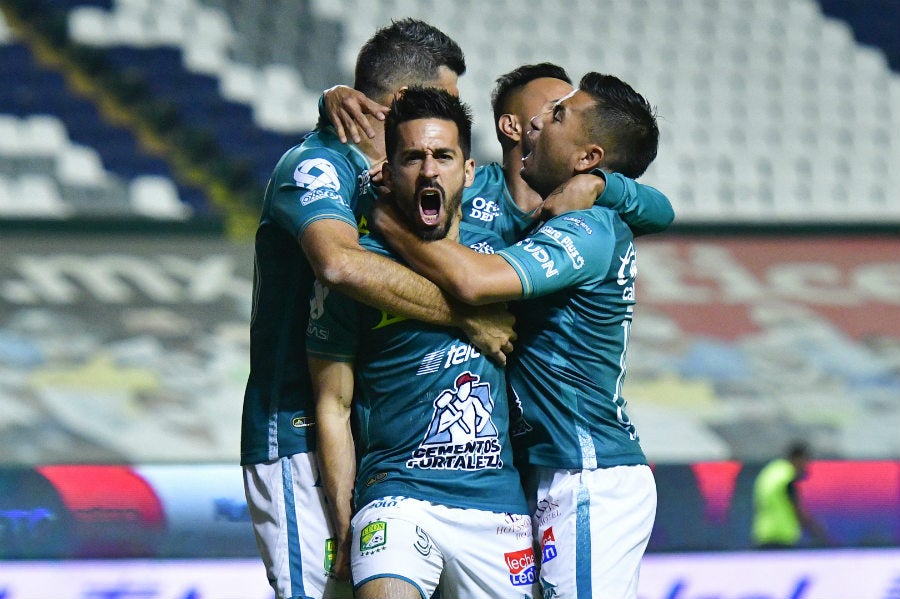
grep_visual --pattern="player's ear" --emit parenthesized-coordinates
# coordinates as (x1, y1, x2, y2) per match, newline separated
(381, 161, 394, 188)
(464, 158, 475, 187)
(393, 86, 409, 102)
(577, 144, 604, 172)
(497, 114, 521, 142)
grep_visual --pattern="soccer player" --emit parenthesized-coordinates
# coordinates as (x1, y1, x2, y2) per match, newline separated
(308, 87, 538, 599)
(241, 20, 515, 599)
(374, 72, 662, 599)
(324, 62, 674, 246)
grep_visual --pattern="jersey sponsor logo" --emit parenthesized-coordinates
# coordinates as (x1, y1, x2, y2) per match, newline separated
(539, 225, 585, 270)
(359, 520, 387, 554)
(357, 169, 371, 197)
(291, 416, 314, 428)
(562, 216, 593, 235)
(372, 311, 408, 330)
(541, 527, 558, 563)
(468, 196, 501, 223)
(517, 238, 559, 278)
(415, 342, 481, 375)
(299, 186, 338, 207)
(406, 371, 503, 471)
(414, 526, 434, 556)
(618, 241, 637, 301)
(504, 547, 537, 587)
(368, 497, 398, 509)
(309, 280, 329, 319)
(508, 385, 533, 437)
(534, 498, 560, 527)
(294, 158, 341, 191)
(469, 240, 497, 254)
(365, 472, 388, 487)
(496, 513, 531, 540)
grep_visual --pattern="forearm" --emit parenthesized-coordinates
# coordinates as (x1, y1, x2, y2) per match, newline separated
(331, 246, 461, 324)
(598, 171, 675, 236)
(317, 410, 356, 543)
(302, 219, 458, 326)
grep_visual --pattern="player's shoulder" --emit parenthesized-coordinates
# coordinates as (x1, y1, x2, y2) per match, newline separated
(271, 129, 363, 184)
(459, 221, 505, 254)
(466, 162, 504, 196)
(550, 205, 628, 236)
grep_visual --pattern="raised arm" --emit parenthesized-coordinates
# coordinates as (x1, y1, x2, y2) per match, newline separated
(302, 218, 516, 363)
(309, 355, 356, 581)
(540, 171, 674, 236)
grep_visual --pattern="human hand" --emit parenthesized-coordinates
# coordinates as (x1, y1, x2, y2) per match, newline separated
(323, 84, 390, 144)
(457, 302, 516, 366)
(540, 172, 606, 221)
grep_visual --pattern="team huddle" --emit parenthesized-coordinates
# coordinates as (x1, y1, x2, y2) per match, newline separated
(241, 18, 673, 599)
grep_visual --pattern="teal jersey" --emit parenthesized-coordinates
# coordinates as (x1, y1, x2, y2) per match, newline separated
(241, 126, 376, 466)
(463, 162, 674, 242)
(307, 224, 528, 515)
(498, 208, 646, 470)
(462, 163, 536, 246)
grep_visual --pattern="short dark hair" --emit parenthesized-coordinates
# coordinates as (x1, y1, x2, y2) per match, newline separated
(490, 62, 571, 126)
(385, 87, 473, 161)
(787, 441, 811, 461)
(578, 72, 659, 179)
(354, 18, 466, 101)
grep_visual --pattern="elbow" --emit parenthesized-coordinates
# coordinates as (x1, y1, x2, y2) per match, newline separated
(446, 275, 494, 306)
(312, 251, 355, 289)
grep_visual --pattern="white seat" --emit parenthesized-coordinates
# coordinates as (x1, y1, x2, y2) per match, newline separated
(55, 144, 107, 187)
(23, 115, 69, 156)
(10, 174, 70, 217)
(129, 175, 190, 219)
(218, 62, 259, 103)
(67, 6, 114, 46)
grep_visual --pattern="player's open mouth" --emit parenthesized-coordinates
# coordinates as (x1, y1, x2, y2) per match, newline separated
(417, 186, 443, 226)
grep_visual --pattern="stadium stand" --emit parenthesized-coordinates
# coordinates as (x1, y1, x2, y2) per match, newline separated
(0, 0, 898, 467)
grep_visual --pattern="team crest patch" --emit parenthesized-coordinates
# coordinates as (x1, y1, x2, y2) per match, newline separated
(406, 371, 503, 470)
(359, 520, 387, 555)
(294, 158, 340, 191)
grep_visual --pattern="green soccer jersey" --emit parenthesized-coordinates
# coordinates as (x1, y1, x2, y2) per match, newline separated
(498, 207, 647, 470)
(307, 224, 528, 514)
(241, 126, 376, 466)
(462, 162, 674, 245)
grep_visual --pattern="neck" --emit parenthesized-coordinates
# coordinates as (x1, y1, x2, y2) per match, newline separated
(355, 116, 386, 164)
(502, 147, 544, 214)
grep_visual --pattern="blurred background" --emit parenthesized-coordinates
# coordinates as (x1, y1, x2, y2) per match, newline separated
(0, 0, 898, 597)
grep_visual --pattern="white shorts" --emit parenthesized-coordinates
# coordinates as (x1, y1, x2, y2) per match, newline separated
(351, 496, 539, 599)
(243, 453, 352, 599)
(531, 464, 656, 599)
